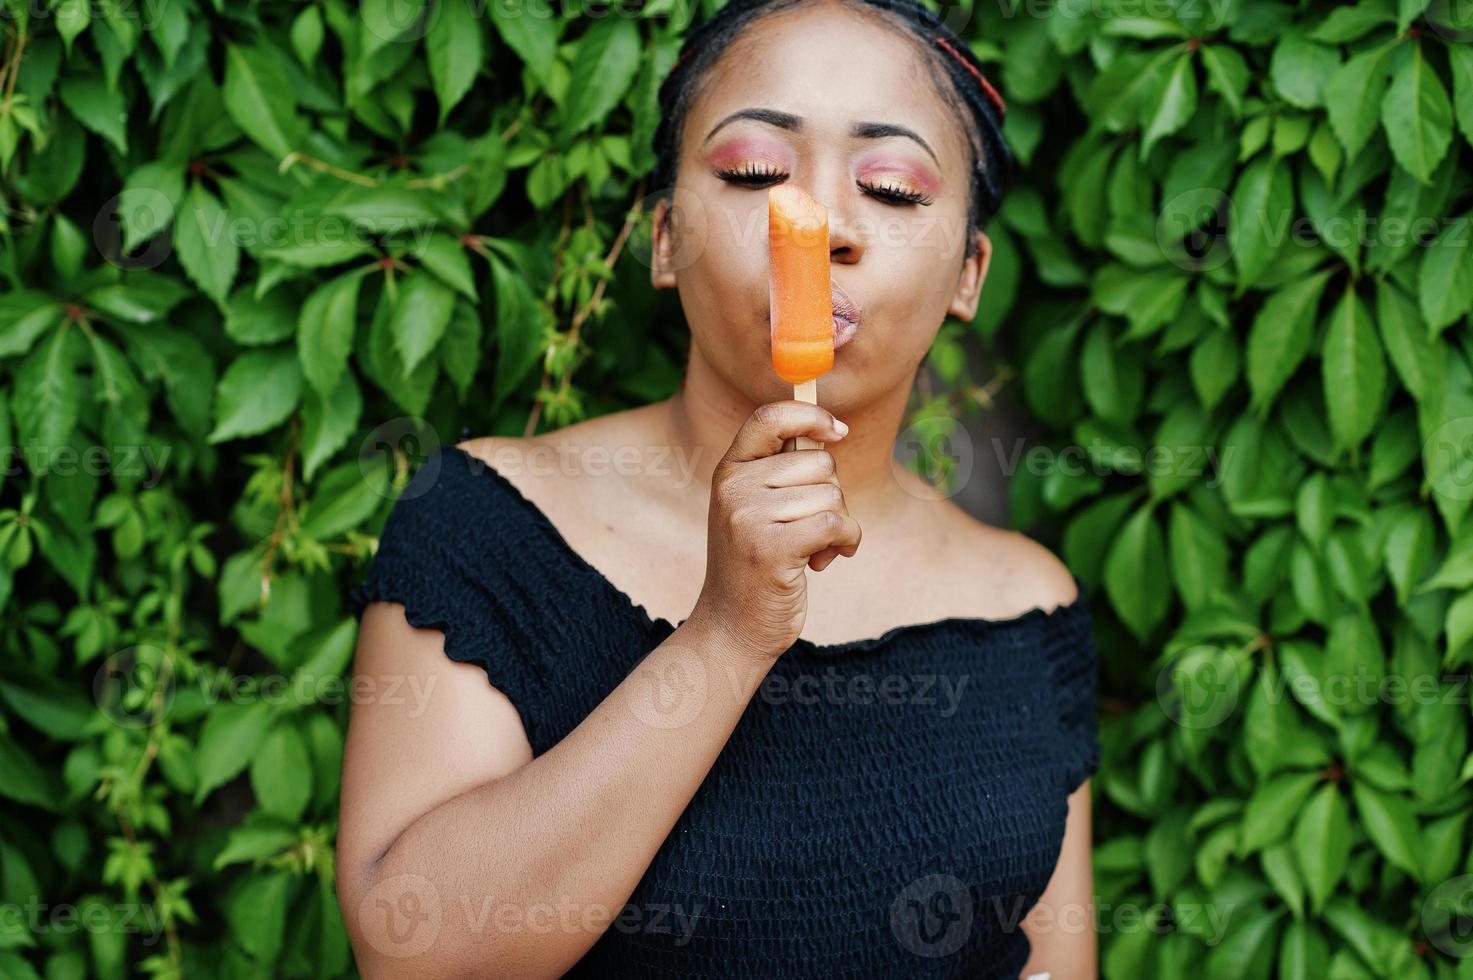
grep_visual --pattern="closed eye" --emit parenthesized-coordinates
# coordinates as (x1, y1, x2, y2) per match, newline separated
(714, 167, 934, 207)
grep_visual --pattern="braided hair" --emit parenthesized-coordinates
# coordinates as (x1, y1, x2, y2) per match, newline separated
(649, 0, 1014, 260)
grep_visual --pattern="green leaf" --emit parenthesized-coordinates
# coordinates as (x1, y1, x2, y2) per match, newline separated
(301, 372, 363, 481)
(440, 297, 483, 399)
(291, 6, 325, 66)
(301, 462, 387, 539)
(0, 733, 57, 810)
(1246, 270, 1332, 413)
(85, 276, 191, 324)
(490, 0, 560, 90)
(225, 285, 298, 347)
(1103, 503, 1170, 640)
(1242, 772, 1321, 855)
(426, 0, 482, 122)
(222, 43, 301, 160)
(489, 249, 545, 402)
(1321, 286, 1386, 452)
(1201, 44, 1249, 117)
(1376, 278, 1441, 400)
(1168, 503, 1228, 610)
(195, 701, 275, 803)
(1230, 153, 1295, 290)
(1326, 43, 1396, 156)
(208, 348, 304, 443)
(1381, 40, 1453, 184)
(116, 161, 184, 252)
(1449, 42, 1473, 148)
(0, 292, 64, 359)
(559, 18, 640, 139)
(250, 721, 312, 821)
(1293, 782, 1349, 913)
(55, 0, 91, 53)
(50, 214, 86, 283)
(213, 823, 298, 870)
(389, 272, 457, 376)
(1350, 783, 1422, 880)
(414, 233, 478, 300)
(1385, 508, 1434, 603)
(1278, 920, 1330, 980)
(224, 870, 290, 962)
(298, 270, 365, 395)
(14, 325, 81, 463)
(1271, 32, 1341, 109)
(58, 75, 128, 153)
(1446, 591, 1473, 661)
(1417, 216, 1473, 335)
(175, 182, 239, 305)
(1141, 53, 1197, 159)
(1189, 326, 1239, 411)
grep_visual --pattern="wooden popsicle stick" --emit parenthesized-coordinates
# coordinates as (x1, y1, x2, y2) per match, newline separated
(793, 378, 822, 450)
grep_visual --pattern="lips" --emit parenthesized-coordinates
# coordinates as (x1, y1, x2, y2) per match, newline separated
(831, 283, 862, 350)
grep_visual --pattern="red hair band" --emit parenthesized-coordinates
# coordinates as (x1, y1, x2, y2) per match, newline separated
(671, 35, 1006, 118)
(932, 35, 1006, 117)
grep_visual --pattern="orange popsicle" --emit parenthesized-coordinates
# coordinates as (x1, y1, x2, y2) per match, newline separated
(769, 184, 834, 386)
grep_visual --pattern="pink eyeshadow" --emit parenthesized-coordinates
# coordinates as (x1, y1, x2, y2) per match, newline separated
(856, 160, 942, 197)
(707, 138, 793, 171)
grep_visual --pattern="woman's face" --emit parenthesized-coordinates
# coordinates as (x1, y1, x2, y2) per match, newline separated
(651, 3, 992, 410)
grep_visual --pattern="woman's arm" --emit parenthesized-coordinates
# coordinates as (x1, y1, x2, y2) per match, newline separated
(1019, 781, 1097, 979)
(336, 602, 771, 980)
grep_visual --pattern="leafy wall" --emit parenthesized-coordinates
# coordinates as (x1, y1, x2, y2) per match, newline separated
(1, 0, 1472, 976)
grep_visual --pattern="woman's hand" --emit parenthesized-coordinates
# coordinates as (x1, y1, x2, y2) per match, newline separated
(688, 400, 862, 661)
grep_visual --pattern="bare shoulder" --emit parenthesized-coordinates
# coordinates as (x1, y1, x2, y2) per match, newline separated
(455, 402, 675, 516)
(937, 504, 1079, 618)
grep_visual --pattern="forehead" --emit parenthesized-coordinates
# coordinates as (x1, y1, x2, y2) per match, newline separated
(686, 4, 973, 167)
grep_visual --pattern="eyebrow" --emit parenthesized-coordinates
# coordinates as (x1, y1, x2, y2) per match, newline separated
(703, 107, 939, 165)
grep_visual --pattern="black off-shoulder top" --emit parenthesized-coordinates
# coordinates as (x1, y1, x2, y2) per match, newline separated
(349, 445, 1102, 978)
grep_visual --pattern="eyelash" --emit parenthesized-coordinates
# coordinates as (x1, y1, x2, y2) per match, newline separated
(714, 164, 935, 206)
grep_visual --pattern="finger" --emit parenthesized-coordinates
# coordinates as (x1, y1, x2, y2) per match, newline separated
(809, 544, 857, 571)
(726, 402, 848, 463)
(809, 545, 848, 571)
(748, 449, 838, 489)
(780, 509, 862, 561)
(764, 482, 847, 523)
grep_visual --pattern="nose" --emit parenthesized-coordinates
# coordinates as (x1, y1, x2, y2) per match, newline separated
(828, 203, 865, 264)
(807, 167, 866, 265)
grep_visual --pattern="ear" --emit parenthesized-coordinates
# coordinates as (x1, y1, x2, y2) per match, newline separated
(946, 229, 992, 322)
(649, 196, 678, 290)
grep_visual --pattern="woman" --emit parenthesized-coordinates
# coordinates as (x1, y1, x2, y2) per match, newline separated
(336, 0, 1100, 976)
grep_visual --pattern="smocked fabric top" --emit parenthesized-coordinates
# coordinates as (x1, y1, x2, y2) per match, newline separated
(349, 445, 1102, 978)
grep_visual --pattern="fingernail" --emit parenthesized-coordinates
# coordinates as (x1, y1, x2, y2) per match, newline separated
(834, 419, 849, 437)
